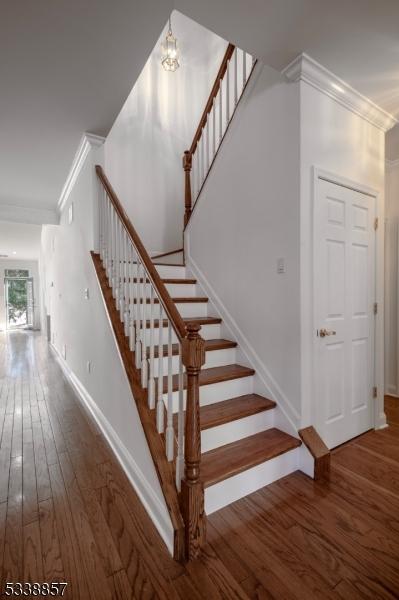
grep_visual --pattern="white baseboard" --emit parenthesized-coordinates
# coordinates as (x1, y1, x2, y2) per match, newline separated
(50, 343, 174, 555)
(186, 253, 300, 435)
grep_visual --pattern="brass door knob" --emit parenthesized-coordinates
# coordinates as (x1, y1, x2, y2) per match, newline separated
(319, 328, 336, 338)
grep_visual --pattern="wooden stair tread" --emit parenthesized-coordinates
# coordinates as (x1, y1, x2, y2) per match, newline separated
(201, 428, 302, 488)
(132, 297, 208, 304)
(147, 339, 237, 359)
(130, 278, 197, 284)
(173, 394, 276, 431)
(145, 316, 222, 329)
(199, 394, 276, 430)
(159, 364, 255, 394)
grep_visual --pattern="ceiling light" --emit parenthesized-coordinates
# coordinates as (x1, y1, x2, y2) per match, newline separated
(161, 16, 180, 72)
(12, 251, 17, 255)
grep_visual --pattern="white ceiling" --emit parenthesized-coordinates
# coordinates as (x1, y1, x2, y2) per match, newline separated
(2, 0, 399, 215)
(0, 222, 42, 260)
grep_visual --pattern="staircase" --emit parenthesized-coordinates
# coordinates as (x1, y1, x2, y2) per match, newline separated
(149, 261, 302, 515)
(91, 42, 305, 563)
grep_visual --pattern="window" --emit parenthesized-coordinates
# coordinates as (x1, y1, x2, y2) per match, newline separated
(5, 269, 29, 279)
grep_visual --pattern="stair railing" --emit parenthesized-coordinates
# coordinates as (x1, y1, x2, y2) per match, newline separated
(183, 44, 256, 227)
(95, 165, 206, 559)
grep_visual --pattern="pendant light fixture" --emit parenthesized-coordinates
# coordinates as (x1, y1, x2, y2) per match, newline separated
(161, 16, 180, 72)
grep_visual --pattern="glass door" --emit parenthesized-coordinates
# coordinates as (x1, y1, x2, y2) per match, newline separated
(5, 277, 29, 329)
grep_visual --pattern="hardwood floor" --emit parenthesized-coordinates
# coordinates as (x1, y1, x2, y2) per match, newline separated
(1, 331, 399, 598)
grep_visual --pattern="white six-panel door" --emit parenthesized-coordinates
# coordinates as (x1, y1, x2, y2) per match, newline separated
(314, 178, 376, 448)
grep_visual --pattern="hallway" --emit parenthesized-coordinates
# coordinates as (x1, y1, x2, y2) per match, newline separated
(1, 331, 399, 599)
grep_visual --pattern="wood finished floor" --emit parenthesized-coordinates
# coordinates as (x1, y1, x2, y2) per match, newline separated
(1, 331, 399, 599)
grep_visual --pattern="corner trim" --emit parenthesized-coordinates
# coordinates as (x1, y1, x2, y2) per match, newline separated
(58, 133, 105, 213)
(298, 426, 330, 480)
(50, 343, 175, 555)
(282, 53, 397, 132)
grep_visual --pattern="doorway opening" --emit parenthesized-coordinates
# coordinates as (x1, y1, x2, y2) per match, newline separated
(4, 269, 34, 330)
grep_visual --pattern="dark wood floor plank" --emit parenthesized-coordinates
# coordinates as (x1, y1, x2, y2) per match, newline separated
(32, 420, 52, 502)
(57, 451, 117, 600)
(38, 499, 65, 585)
(48, 461, 91, 600)
(23, 520, 44, 583)
(2, 456, 23, 583)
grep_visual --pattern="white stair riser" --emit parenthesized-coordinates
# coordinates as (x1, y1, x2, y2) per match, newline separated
(141, 323, 222, 346)
(155, 265, 187, 278)
(127, 283, 198, 298)
(204, 447, 300, 514)
(201, 410, 275, 453)
(163, 375, 254, 412)
(126, 302, 208, 319)
(149, 347, 237, 378)
(164, 283, 198, 297)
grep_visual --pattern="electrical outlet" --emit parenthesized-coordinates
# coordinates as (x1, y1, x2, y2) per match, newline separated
(87, 361, 91, 373)
(277, 258, 286, 274)
(84, 288, 89, 300)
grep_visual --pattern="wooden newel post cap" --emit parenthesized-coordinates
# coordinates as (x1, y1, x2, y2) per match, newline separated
(182, 323, 205, 369)
(183, 151, 192, 171)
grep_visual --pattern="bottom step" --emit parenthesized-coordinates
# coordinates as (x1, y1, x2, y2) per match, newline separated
(202, 429, 301, 514)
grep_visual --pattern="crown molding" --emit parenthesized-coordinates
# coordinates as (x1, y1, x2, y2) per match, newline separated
(58, 132, 105, 213)
(0, 203, 58, 225)
(386, 158, 399, 170)
(282, 53, 397, 133)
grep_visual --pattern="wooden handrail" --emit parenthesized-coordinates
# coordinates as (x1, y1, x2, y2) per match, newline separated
(95, 165, 187, 341)
(189, 43, 235, 155)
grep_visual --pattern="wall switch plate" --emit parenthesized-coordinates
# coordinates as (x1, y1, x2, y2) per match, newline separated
(84, 288, 89, 300)
(68, 203, 74, 225)
(62, 344, 66, 359)
(277, 258, 286, 274)
(87, 361, 91, 373)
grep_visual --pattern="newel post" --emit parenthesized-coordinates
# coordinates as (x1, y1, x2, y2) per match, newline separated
(183, 151, 192, 228)
(181, 323, 206, 560)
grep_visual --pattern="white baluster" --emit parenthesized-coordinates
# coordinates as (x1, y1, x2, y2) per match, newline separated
(111, 207, 116, 296)
(156, 305, 164, 433)
(226, 59, 230, 123)
(166, 320, 174, 461)
(119, 224, 125, 320)
(234, 48, 238, 105)
(107, 198, 112, 280)
(99, 188, 103, 262)
(212, 98, 216, 158)
(206, 117, 210, 173)
(124, 230, 130, 335)
(196, 146, 200, 197)
(175, 347, 184, 491)
(148, 286, 155, 409)
(243, 51, 247, 84)
(129, 243, 135, 351)
(141, 266, 148, 388)
(219, 80, 223, 141)
(135, 258, 142, 369)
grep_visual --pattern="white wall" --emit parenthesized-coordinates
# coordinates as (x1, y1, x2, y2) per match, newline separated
(40, 146, 174, 552)
(385, 160, 399, 395)
(299, 81, 386, 428)
(0, 259, 41, 331)
(186, 62, 302, 426)
(185, 60, 386, 431)
(104, 10, 227, 255)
